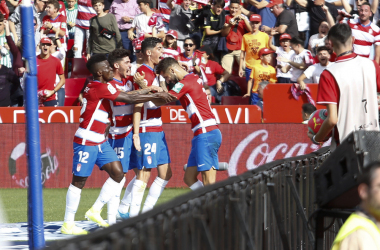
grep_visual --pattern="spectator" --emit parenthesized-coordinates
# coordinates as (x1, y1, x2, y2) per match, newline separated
(36, 37, 65, 107)
(9, 0, 47, 45)
(0, 15, 12, 69)
(73, 0, 96, 58)
(256, 80, 269, 110)
(278, 37, 314, 83)
(6, 0, 19, 18)
(244, 48, 276, 105)
(0, 53, 20, 107)
(200, 0, 225, 58)
(49, 28, 66, 106)
(342, 3, 380, 63)
(315, 39, 336, 62)
(268, 33, 295, 83)
(162, 30, 180, 59)
(308, 20, 330, 56)
(128, 0, 165, 41)
(109, 0, 140, 55)
(221, 0, 251, 74)
(342, 0, 379, 21)
(204, 85, 213, 104)
(197, 45, 230, 103)
(4, 20, 23, 78)
(286, 0, 310, 47)
(178, 37, 203, 73)
(248, 0, 279, 31)
(297, 46, 333, 88)
(270, 3, 299, 45)
(87, 0, 122, 59)
(239, 14, 270, 82)
(301, 103, 316, 124)
(167, 0, 192, 51)
(307, 0, 338, 37)
(40, 0, 67, 50)
(130, 42, 143, 75)
(66, 0, 78, 39)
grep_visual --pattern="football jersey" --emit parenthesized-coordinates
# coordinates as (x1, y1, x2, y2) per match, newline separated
(343, 18, 380, 58)
(178, 51, 203, 73)
(168, 73, 218, 136)
(41, 14, 67, 44)
(74, 81, 121, 146)
(158, 0, 171, 23)
(162, 47, 180, 59)
(134, 64, 163, 133)
(104, 77, 135, 140)
(76, 0, 96, 30)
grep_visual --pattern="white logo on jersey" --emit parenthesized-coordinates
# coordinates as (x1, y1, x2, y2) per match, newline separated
(205, 67, 212, 74)
(107, 84, 117, 94)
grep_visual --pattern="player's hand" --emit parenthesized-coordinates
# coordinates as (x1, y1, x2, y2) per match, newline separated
(243, 93, 250, 98)
(134, 71, 147, 89)
(45, 90, 55, 98)
(156, 92, 177, 103)
(3, 43, 9, 50)
(299, 81, 306, 90)
(238, 68, 244, 78)
(18, 67, 25, 74)
(150, 85, 163, 92)
(180, 62, 189, 71)
(321, 4, 329, 13)
(133, 134, 141, 151)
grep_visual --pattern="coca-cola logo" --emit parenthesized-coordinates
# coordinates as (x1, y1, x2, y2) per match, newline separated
(228, 129, 330, 176)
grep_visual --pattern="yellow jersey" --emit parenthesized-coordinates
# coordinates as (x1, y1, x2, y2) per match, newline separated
(241, 31, 270, 69)
(249, 63, 277, 93)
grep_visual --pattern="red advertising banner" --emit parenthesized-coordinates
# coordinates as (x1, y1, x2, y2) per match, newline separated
(0, 123, 329, 188)
(0, 106, 262, 124)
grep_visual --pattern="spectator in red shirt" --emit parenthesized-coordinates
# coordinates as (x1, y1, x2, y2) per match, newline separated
(37, 37, 65, 107)
(198, 45, 230, 103)
(220, 0, 251, 74)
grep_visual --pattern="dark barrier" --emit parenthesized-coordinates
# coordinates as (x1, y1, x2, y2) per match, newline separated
(47, 147, 339, 250)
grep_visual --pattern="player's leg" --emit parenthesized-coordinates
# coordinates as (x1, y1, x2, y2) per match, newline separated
(118, 169, 137, 217)
(199, 129, 222, 186)
(184, 136, 204, 190)
(129, 167, 151, 217)
(142, 131, 171, 213)
(201, 168, 217, 186)
(85, 142, 125, 227)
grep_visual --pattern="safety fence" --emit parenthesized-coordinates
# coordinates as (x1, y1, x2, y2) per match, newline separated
(47, 146, 339, 250)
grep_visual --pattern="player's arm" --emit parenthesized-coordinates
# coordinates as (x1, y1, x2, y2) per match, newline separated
(132, 103, 143, 151)
(128, 27, 136, 40)
(204, 26, 221, 36)
(278, 56, 306, 69)
(8, 21, 18, 44)
(115, 89, 176, 104)
(167, 0, 176, 9)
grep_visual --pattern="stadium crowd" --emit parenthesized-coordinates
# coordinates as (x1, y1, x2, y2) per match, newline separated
(0, 0, 378, 108)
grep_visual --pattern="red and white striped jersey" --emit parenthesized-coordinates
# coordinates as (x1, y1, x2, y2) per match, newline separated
(343, 18, 380, 58)
(74, 81, 120, 146)
(162, 47, 181, 59)
(178, 51, 204, 73)
(104, 77, 135, 140)
(134, 64, 163, 133)
(41, 14, 67, 44)
(168, 73, 218, 136)
(158, 0, 171, 23)
(76, 0, 97, 30)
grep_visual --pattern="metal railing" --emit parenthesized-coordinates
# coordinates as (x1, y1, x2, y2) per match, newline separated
(47, 147, 338, 250)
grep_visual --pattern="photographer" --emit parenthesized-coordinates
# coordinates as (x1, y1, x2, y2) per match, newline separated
(221, 0, 251, 74)
(167, 0, 192, 52)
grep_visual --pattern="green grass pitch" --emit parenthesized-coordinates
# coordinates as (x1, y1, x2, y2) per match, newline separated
(0, 188, 189, 223)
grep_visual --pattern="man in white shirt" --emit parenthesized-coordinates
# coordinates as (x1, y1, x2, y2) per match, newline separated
(297, 46, 333, 89)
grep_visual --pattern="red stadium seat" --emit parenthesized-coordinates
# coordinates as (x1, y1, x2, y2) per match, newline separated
(64, 78, 87, 106)
(221, 96, 250, 105)
(70, 58, 91, 78)
(67, 39, 74, 51)
(229, 75, 247, 95)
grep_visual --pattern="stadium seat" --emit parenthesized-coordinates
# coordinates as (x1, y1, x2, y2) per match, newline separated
(64, 78, 87, 106)
(70, 58, 91, 78)
(221, 96, 250, 105)
(67, 39, 74, 51)
(228, 75, 247, 95)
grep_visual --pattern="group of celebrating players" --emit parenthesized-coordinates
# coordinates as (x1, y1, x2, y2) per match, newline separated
(60, 37, 222, 235)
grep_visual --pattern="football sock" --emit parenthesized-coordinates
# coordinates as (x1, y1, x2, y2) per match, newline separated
(189, 180, 204, 191)
(107, 177, 126, 225)
(142, 177, 168, 213)
(129, 179, 147, 217)
(93, 177, 125, 211)
(64, 184, 82, 222)
(119, 176, 136, 214)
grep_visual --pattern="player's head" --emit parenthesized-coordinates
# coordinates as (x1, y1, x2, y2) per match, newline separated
(137, 0, 151, 13)
(92, 0, 105, 14)
(212, 0, 225, 15)
(183, 37, 196, 56)
(249, 14, 261, 32)
(35, 0, 48, 12)
(257, 81, 269, 100)
(316, 46, 331, 66)
(45, 0, 59, 16)
(108, 48, 131, 78)
(302, 103, 316, 121)
(156, 57, 184, 89)
(164, 30, 178, 50)
(141, 37, 163, 66)
(39, 37, 53, 56)
(181, 0, 191, 9)
(290, 37, 304, 54)
(359, 2, 372, 22)
(327, 23, 352, 52)
(358, 161, 380, 214)
(86, 54, 114, 81)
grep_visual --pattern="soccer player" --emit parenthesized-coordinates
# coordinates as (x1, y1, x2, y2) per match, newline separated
(127, 37, 172, 218)
(40, 0, 67, 49)
(61, 54, 176, 235)
(155, 57, 222, 190)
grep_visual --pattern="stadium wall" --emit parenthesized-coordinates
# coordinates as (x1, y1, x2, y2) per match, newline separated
(0, 123, 328, 188)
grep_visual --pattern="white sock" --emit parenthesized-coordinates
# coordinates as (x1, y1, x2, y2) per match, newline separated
(189, 180, 204, 191)
(129, 179, 147, 217)
(92, 177, 124, 211)
(118, 176, 136, 214)
(142, 177, 168, 213)
(64, 184, 82, 222)
(107, 177, 126, 225)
